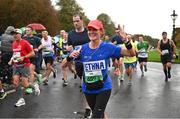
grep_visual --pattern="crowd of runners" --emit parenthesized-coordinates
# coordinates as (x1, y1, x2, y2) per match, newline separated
(0, 14, 177, 118)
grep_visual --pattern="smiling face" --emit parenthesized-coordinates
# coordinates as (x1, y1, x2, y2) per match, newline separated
(87, 27, 101, 41)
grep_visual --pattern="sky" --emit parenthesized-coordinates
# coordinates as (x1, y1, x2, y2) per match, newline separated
(52, 0, 180, 39)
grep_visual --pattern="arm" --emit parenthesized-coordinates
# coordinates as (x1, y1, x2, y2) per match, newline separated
(157, 40, 162, 55)
(171, 40, 176, 58)
(171, 40, 176, 54)
(18, 41, 35, 61)
(23, 50, 35, 59)
(61, 48, 81, 67)
(116, 24, 135, 57)
(121, 46, 136, 57)
(147, 43, 151, 52)
(17, 50, 35, 62)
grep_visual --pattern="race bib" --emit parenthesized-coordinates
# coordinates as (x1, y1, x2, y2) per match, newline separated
(84, 60, 106, 84)
(162, 50, 169, 55)
(85, 70, 103, 83)
(138, 49, 148, 58)
(139, 49, 146, 53)
(13, 52, 21, 63)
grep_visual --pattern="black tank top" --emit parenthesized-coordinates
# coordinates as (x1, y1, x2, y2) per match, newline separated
(160, 39, 172, 57)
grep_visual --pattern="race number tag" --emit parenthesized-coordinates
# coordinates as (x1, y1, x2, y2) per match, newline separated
(13, 52, 21, 63)
(162, 50, 169, 55)
(85, 70, 103, 83)
(84, 60, 106, 84)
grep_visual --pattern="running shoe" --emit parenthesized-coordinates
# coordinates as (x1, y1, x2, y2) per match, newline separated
(74, 73, 77, 79)
(15, 98, 25, 107)
(34, 83, 40, 96)
(0, 91, 7, 100)
(37, 74, 43, 84)
(118, 75, 124, 82)
(168, 73, 171, 79)
(84, 108, 91, 118)
(25, 88, 33, 94)
(63, 80, 68, 86)
(43, 79, 49, 85)
(141, 72, 144, 77)
(165, 77, 168, 82)
(53, 69, 57, 78)
(144, 65, 147, 72)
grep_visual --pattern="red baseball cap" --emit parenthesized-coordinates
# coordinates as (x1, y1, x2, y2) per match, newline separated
(87, 20, 103, 30)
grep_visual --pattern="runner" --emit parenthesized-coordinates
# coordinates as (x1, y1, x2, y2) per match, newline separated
(61, 32, 77, 86)
(0, 26, 15, 99)
(67, 14, 91, 118)
(157, 31, 176, 82)
(9, 29, 40, 107)
(41, 30, 56, 85)
(132, 37, 139, 71)
(122, 34, 137, 85)
(23, 26, 42, 91)
(62, 20, 135, 118)
(137, 36, 150, 77)
(111, 28, 124, 81)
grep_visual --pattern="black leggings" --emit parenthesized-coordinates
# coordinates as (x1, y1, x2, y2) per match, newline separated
(85, 89, 111, 118)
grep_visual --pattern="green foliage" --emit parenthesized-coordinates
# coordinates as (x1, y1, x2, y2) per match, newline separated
(175, 28, 180, 48)
(57, 0, 89, 32)
(148, 50, 161, 62)
(97, 13, 116, 37)
(0, 0, 60, 35)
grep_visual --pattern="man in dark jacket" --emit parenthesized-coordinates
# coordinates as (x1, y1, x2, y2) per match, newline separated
(0, 26, 15, 99)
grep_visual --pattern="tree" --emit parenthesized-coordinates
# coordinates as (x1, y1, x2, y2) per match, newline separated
(97, 13, 116, 37)
(0, 0, 60, 35)
(56, 0, 89, 32)
(175, 28, 180, 48)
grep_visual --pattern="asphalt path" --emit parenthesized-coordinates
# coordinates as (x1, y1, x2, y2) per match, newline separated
(0, 62, 180, 118)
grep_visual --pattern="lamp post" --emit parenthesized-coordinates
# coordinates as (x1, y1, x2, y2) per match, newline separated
(170, 10, 178, 43)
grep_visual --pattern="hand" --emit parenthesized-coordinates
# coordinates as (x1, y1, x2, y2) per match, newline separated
(70, 50, 80, 59)
(16, 56, 25, 62)
(34, 48, 39, 52)
(8, 60, 13, 65)
(173, 54, 176, 58)
(116, 24, 127, 41)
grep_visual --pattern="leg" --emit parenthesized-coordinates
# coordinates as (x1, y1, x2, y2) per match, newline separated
(163, 63, 168, 81)
(92, 90, 111, 118)
(167, 62, 172, 79)
(68, 62, 77, 79)
(0, 80, 7, 99)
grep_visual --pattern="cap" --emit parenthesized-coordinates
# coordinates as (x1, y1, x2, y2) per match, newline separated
(87, 20, 103, 30)
(11, 29, 22, 34)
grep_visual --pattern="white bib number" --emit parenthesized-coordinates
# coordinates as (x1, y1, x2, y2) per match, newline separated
(162, 50, 169, 55)
(85, 70, 103, 83)
(13, 52, 21, 63)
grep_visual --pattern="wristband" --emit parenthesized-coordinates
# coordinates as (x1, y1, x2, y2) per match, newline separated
(125, 40, 132, 50)
(66, 56, 73, 62)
